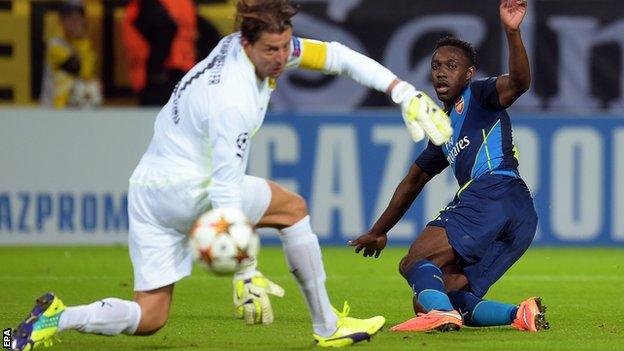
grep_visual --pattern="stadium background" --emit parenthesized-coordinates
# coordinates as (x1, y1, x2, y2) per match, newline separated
(1, 0, 623, 247)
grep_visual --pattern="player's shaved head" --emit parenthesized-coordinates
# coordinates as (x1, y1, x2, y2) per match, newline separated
(236, 0, 298, 44)
(434, 36, 476, 68)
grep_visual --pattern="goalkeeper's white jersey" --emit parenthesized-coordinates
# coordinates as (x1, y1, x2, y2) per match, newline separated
(130, 31, 397, 211)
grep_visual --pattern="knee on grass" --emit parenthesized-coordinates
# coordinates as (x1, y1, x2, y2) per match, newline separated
(134, 311, 169, 336)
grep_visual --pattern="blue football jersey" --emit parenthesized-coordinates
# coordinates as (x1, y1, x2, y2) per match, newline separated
(415, 77, 519, 186)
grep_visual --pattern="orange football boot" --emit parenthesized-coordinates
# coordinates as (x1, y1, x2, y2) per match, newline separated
(511, 297, 550, 332)
(390, 309, 462, 332)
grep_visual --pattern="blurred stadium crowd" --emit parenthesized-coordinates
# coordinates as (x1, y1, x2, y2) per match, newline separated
(23, 0, 223, 108)
(1, 0, 229, 108)
(0, 0, 621, 112)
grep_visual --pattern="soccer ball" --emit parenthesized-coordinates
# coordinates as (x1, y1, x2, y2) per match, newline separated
(190, 207, 260, 275)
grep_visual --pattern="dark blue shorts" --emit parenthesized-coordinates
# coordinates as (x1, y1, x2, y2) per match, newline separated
(428, 174, 537, 298)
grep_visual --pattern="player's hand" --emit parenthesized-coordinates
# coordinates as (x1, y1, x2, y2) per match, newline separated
(403, 113, 426, 142)
(391, 81, 453, 146)
(233, 271, 285, 325)
(391, 81, 426, 142)
(500, 0, 527, 32)
(348, 231, 388, 258)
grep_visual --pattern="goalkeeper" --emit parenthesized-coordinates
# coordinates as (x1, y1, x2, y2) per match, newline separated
(11, 0, 451, 350)
(350, 0, 550, 333)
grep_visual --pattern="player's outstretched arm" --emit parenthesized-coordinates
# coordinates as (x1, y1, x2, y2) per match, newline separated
(290, 38, 452, 145)
(322, 41, 452, 145)
(496, 0, 531, 108)
(349, 164, 432, 258)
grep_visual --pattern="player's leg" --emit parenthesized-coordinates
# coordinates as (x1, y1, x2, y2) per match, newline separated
(133, 285, 174, 335)
(432, 263, 522, 328)
(55, 175, 194, 337)
(399, 226, 458, 314)
(54, 284, 173, 337)
(11, 182, 191, 350)
(446, 276, 548, 331)
(254, 180, 309, 230)
(446, 189, 547, 331)
(441, 263, 519, 329)
(123, 179, 195, 334)
(437, 261, 517, 327)
(59, 172, 198, 337)
(391, 226, 463, 332)
(11, 288, 167, 350)
(435, 258, 523, 329)
(441, 264, 469, 292)
(12, 293, 140, 351)
(245, 176, 384, 346)
(57, 284, 172, 336)
(456, 205, 547, 331)
(12, 284, 173, 350)
(256, 180, 338, 336)
(446, 289, 521, 327)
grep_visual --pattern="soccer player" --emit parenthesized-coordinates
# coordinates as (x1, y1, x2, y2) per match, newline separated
(349, 0, 550, 333)
(11, 0, 451, 349)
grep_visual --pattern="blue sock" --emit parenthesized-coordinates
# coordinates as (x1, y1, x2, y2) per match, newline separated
(448, 290, 518, 326)
(404, 260, 453, 312)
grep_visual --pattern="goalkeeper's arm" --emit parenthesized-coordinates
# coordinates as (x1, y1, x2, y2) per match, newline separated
(291, 38, 452, 145)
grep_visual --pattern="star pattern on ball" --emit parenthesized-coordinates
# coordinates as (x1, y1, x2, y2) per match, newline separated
(211, 216, 231, 235)
(199, 247, 214, 264)
(235, 247, 249, 263)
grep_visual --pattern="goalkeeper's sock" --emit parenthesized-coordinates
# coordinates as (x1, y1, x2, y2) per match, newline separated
(280, 215, 338, 337)
(448, 290, 518, 326)
(404, 260, 454, 312)
(58, 298, 141, 335)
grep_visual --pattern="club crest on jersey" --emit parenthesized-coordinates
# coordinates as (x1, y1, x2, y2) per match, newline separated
(455, 96, 465, 114)
(292, 37, 301, 58)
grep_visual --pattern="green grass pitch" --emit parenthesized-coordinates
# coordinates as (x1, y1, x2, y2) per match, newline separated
(1, 246, 623, 350)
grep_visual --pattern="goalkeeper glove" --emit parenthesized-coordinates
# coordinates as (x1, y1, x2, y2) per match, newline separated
(233, 271, 285, 325)
(391, 81, 453, 146)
